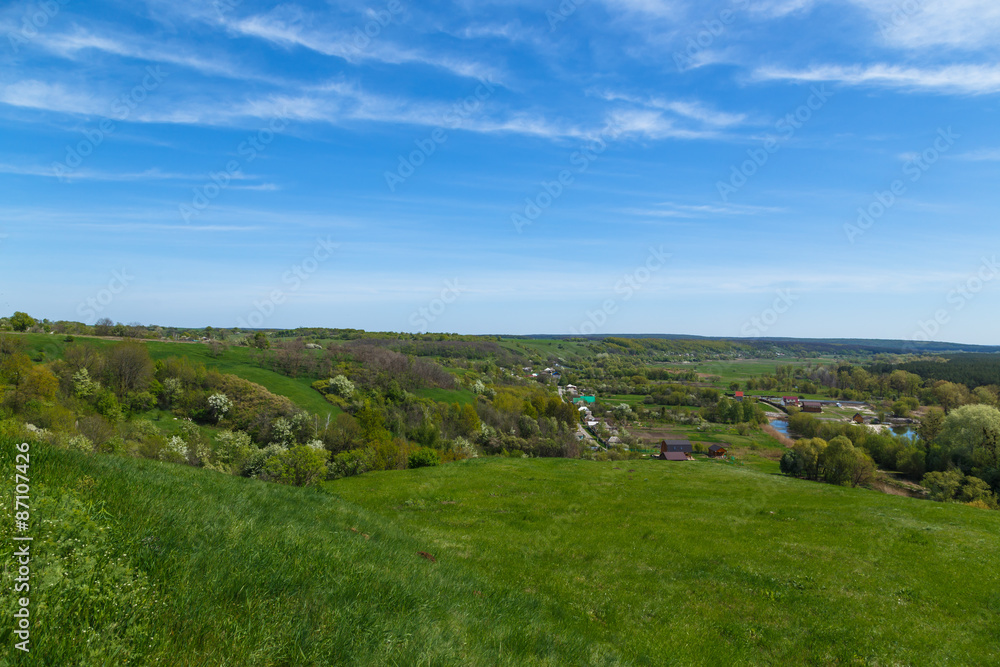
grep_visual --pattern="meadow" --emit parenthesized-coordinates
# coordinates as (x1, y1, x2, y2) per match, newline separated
(5, 438, 998, 665)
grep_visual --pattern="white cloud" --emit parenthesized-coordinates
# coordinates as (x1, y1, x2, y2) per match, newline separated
(754, 63, 1000, 95)
(228, 11, 503, 83)
(848, 0, 1000, 51)
(955, 148, 1000, 161)
(0, 80, 102, 114)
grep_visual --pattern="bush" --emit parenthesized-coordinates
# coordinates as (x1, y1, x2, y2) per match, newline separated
(329, 448, 376, 479)
(408, 447, 441, 469)
(261, 445, 330, 486)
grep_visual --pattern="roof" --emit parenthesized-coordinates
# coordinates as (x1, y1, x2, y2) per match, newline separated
(661, 439, 691, 446)
(708, 444, 727, 452)
(659, 452, 688, 461)
(734, 391, 744, 397)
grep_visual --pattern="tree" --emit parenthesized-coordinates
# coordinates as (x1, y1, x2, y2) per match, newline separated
(938, 404, 1000, 471)
(251, 332, 271, 350)
(917, 407, 945, 443)
(933, 381, 968, 414)
(94, 317, 114, 336)
(10, 311, 35, 332)
(207, 393, 233, 422)
(792, 437, 827, 480)
(328, 374, 355, 398)
(104, 342, 154, 397)
(779, 449, 804, 476)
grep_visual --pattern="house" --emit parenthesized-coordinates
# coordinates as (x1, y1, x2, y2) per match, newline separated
(782, 396, 800, 407)
(660, 439, 693, 455)
(657, 451, 690, 461)
(852, 413, 865, 424)
(607, 436, 622, 446)
(802, 401, 823, 413)
(565, 384, 579, 395)
(734, 391, 744, 401)
(708, 444, 728, 458)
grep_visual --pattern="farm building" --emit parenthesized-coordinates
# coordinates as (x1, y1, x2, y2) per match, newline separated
(656, 451, 691, 461)
(734, 391, 744, 401)
(802, 402, 823, 413)
(853, 413, 865, 424)
(708, 444, 728, 457)
(660, 439, 693, 454)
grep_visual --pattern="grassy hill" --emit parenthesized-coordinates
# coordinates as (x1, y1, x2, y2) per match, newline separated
(15, 333, 338, 416)
(4, 440, 999, 665)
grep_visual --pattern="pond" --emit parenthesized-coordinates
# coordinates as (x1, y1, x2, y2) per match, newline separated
(890, 426, 917, 440)
(769, 417, 917, 441)
(769, 418, 791, 437)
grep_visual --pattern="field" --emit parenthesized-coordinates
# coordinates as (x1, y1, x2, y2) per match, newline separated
(6, 440, 998, 665)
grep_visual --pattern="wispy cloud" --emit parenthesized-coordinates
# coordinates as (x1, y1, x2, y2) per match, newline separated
(33, 28, 269, 82)
(754, 63, 1000, 95)
(955, 148, 1000, 162)
(0, 163, 245, 182)
(228, 10, 503, 83)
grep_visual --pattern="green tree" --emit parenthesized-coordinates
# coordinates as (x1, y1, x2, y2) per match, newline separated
(251, 332, 271, 350)
(10, 311, 35, 332)
(917, 407, 945, 443)
(938, 404, 1000, 473)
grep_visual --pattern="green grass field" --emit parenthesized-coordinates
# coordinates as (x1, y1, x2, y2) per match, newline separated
(5, 438, 996, 665)
(414, 387, 478, 406)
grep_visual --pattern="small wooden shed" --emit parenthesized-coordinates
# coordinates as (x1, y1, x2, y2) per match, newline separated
(708, 444, 728, 458)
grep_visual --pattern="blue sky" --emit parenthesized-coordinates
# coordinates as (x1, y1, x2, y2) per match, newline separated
(1, 0, 999, 342)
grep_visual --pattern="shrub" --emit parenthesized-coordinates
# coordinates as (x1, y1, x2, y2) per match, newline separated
(329, 448, 377, 479)
(408, 447, 441, 469)
(262, 445, 330, 486)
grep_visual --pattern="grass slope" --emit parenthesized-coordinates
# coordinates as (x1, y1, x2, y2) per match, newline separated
(0, 442, 611, 666)
(3, 441, 998, 665)
(333, 458, 1000, 665)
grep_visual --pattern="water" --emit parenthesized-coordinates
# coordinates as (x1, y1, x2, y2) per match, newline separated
(891, 426, 917, 440)
(768, 418, 916, 440)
